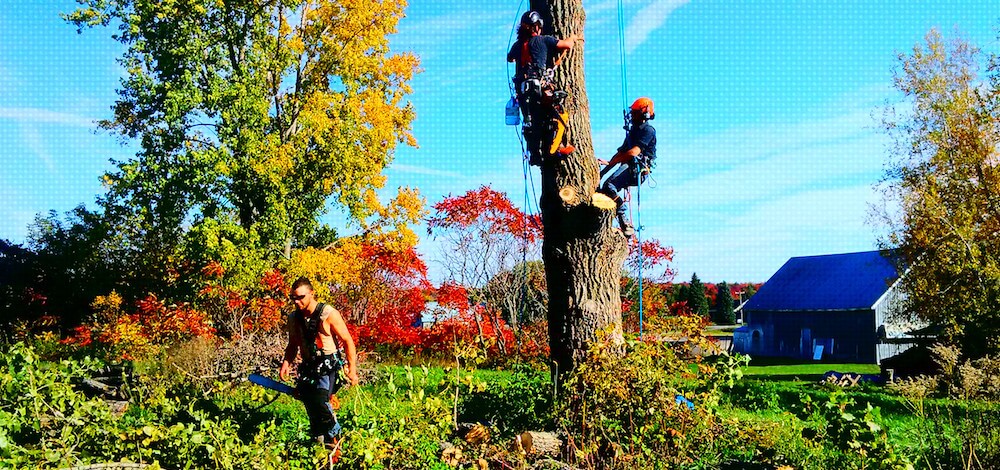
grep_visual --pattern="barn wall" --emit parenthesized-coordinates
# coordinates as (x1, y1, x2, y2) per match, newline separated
(872, 280, 921, 364)
(739, 310, 878, 363)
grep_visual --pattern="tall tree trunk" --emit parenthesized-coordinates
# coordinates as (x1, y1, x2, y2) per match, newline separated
(532, 0, 628, 381)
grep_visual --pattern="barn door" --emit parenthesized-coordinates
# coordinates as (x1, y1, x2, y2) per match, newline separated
(800, 328, 812, 359)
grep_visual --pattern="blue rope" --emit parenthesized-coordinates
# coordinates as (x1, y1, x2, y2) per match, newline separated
(617, 0, 629, 115)
(508, 0, 529, 334)
(616, 0, 643, 336)
(637, 171, 643, 337)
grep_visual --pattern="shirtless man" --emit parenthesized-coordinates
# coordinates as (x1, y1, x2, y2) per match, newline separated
(280, 277, 358, 446)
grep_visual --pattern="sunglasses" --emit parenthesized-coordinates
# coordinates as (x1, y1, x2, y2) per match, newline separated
(289, 294, 307, 301)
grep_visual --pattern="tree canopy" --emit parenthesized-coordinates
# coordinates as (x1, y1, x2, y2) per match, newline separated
(64, 0, 419, 291)
(878, 29, 1000, 356)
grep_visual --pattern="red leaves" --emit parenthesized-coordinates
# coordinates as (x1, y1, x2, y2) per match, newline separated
(135, 294, 217, 343)
(260, 269, 286, 293)
(435, 282, 469, 312)
(703, 283, 719, 306)
(198, 265, 288, 336)
(627, 239, 676, 282)
(61, 325, 93, 347)
(428, 185, 542, 243)
(201, 261, 225, 278)
(362, 243, 428, 280)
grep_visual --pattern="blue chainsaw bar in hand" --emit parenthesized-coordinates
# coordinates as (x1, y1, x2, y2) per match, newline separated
(248, 373, 297, 396)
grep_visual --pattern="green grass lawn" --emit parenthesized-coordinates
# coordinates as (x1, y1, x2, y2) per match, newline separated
(743, 358, 881, 382)
(703, 325, 737, 337)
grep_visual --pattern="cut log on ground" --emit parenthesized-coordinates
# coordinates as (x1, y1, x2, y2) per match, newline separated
(516, 431, 562, 457)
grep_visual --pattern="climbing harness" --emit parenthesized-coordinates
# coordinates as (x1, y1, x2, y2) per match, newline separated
(296, 302, 347, 390)
(508, 15, 574, 166)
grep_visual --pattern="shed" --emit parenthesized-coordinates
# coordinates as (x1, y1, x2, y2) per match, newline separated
(732, 250, 920, 364)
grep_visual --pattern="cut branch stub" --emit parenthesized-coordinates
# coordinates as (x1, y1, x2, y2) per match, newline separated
(559, 186, 579, 205)
(591, 192, 617, 210)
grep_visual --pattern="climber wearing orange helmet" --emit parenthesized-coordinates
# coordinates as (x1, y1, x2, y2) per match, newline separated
(507, 10, 579, 166)
(598, 97, 657, 237)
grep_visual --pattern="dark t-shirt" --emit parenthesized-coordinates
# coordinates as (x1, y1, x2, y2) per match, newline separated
(618, 121, 656, 162)
(508, 35, 560, 84)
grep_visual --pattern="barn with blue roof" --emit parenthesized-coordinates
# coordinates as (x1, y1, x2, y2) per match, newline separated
(733, 250, 920, 364)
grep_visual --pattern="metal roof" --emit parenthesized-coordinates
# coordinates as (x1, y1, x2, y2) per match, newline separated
(744, 250, 901, 312)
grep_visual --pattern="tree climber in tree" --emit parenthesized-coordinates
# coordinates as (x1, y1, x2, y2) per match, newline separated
(280, 277, 359, 453)
(507, 10, 579, 166)
(598, 97, 657, 238)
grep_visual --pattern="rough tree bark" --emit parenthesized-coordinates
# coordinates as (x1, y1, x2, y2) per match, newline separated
(532, 0, 628, 381)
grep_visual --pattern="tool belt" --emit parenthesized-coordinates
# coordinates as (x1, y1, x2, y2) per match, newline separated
(520, 78, 543, 97)
(296, 302, 346, 390)
(633, 156, 653, 177)
(299, 352, 345, 389)
(518, 67, 556, 98)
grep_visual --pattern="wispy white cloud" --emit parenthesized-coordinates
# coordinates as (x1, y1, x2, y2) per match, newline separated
(649, 106, 887, 212)
(0, 107, 96, 128)
(397, 8, 510, 60)
(20, 124, 56, 172)
(613, 83, 897, 280)
(625, 0, 689, 53)
(663, 183, 879, 282)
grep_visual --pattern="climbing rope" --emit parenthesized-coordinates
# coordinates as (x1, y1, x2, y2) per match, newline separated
(507, 0, 543, 339)
(507, 0, 646, 336)
(637, 165, 644, 337)
(615, 0, 645, 336)
(617, 0, 629, 123)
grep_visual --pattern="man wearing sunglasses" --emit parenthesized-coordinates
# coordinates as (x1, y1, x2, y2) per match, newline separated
(280, 276, 359, 448)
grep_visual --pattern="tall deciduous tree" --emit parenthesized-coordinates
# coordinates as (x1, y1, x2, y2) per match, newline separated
(427, 186, 542, 351)
(530, 0, 630, 378)
(877, 29, 1000, 357)
(65, 0, 418, 285)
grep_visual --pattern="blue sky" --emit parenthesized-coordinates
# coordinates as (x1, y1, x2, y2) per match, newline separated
(2, 0, 998, 284)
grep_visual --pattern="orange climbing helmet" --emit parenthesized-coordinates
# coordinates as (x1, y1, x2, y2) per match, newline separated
(630, 97, 655, 120)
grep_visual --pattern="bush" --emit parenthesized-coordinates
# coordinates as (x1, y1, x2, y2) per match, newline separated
(0, 342, 319, 469)
(460, 362, 553, 434)
(555, 327, 750, 468)
(336, 365, 455, 468)
(795, 391, 914, 469)
(725, 380, 788, 413)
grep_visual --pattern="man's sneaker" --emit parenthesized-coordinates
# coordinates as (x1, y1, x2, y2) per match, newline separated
(558, 144, 575, 156)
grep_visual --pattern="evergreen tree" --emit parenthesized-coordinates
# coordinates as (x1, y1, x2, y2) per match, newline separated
(686, 273, 709, 317)
(674, 283, 689, 309)
(714, 281, 735, 325)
